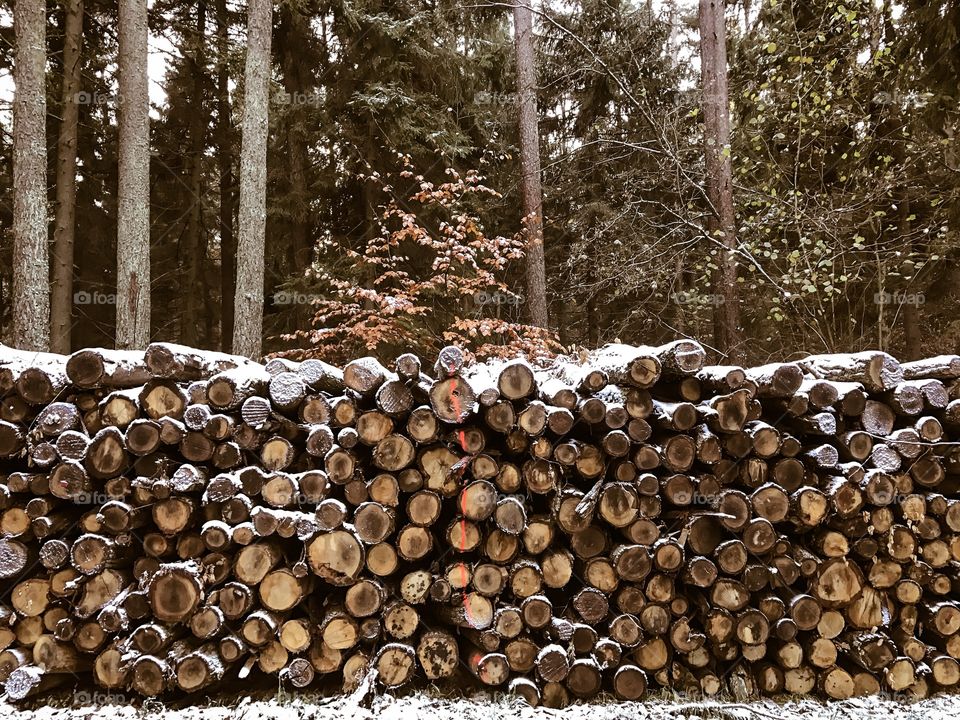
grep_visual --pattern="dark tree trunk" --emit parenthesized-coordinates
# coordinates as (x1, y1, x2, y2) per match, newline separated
(181, 0, 209, 348)
(900, 200, 922, 360)
(279, 6, 311, 274)
(277, 6, 313, 333)
(699, 0, 743, 362)
(513, 1, 549, 330)
(216, 0, 235, 352)
(586, 295, 599, 347)
(50, 0, 84, 354)
(673, 253, 687, 335)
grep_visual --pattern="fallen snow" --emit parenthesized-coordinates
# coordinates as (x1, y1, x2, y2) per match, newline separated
(5, 688, 960, 720)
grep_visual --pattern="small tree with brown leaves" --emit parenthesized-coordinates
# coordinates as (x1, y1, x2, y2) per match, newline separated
(278, 159, 559, 365)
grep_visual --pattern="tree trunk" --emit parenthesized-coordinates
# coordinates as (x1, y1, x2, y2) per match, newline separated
(278, 6, 312, 333)
(215, 0, 235, 352)
(900, 200, 921, 360)
(360, 117, 377, 311)
(586, 292, 599, 347)
(232, 0, 273, 360)
(116, 0, 152, 349)
(181, 1, 209, 348)
(513, 1, 549, 330)
(673, 253, 687, 335)
(698, 0, 743, 362)
(12, 0, 49, 352)
(279, 6, 311, 275)
(50, 0, 84, 354)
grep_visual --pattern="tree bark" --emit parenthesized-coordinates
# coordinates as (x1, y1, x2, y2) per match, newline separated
(698, 0, 743, 362)
(276, 6, 312, 334)
(117, 0, 152, 349)
(12, 0, 49, 352)
(278, 6, 311, 274)
(232, 0, 273, 359)
(216, 0, 235, 352)
(513, 1, 549, 330)
(900, 201, 922, 361)
(50, 0, 84, 354)
(181, 1, 209, 347)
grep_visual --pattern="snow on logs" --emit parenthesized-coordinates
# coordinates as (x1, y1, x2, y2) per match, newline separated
(2, 342, 960, 704)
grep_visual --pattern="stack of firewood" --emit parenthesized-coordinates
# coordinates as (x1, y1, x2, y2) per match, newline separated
(2, 340, 960, 705)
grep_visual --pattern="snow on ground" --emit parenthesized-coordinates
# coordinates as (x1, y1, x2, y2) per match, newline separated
(4, 687, 960, 720)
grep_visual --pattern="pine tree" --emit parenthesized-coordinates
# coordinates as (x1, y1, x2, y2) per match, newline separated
(699, 0, 743, 362)
(11, 0, 49, 351)
(513, 0, 549, 330)
(233, 0, 273, 359)
(116, 0, 152, 348)
(215, 0, 235, 352)
(50, 0, 85, 354)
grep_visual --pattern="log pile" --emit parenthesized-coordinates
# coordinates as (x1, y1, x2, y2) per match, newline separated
(2, 340, 960, 705)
